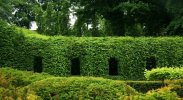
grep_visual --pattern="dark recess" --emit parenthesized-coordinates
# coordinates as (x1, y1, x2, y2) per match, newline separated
(33, 56, 43, 73)
(109, 57, 118, 75)
(71, 58, 80, 75)
(146, 56, 156, 70)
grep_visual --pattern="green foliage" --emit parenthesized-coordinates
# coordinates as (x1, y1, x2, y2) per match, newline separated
(0, 20, 24, 67)
(166, 16, 183, 36)
(24, 77, 137, 100)
(0, 67, 53, 99)
(133, 89, 180, 100)
(0, 0, 15, 22)
(13, 0, 38, 28)
(1, 0, 183, 36)
(0, 0, 39, 28)
(71, 0, 171, 36)
(1, 24, 183, 80)
(126, 81, 165, 93)
(1, 67, 183, 100)
(166, 79, 183, 97)
(36, 0, 71, 35)
(145, 67, 183, 81)
(120, 86, 180, 100)
(0, 67, 53, 87)
(0, 67, 138, 100)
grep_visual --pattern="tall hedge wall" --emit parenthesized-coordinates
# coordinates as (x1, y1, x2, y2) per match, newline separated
(1, 20, 183, 80)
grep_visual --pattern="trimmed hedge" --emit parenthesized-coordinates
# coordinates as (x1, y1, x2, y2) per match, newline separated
(0, 67, 53, 99)
(0, 67, 138, 100)
(1, 67, 181, 100)
(0, 67, 53, 87)
(145, 67, 183, 81)
(132, 87, 180, 100)
(145, 67, 183, 97)
(24, 77, 137, 100)
(125, 81, 165, 93)
(1, 20, 183, 80)
(166, 79, 183, 97)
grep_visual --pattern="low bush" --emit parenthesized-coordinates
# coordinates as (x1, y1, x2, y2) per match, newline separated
(24, 77, 138, 100)
(1, 67, 182, 100)
(144, 67, 183, 81)
(132, 87, 180, 100)
(145, 67, 183, 98)
(0, 68, 139, 100)
(125, 81, 165, 93)
(0, 67, 53, 87)
(0, 67, 53, 100)
(166, 79, 183, 97)
(119, 86, 180, 100)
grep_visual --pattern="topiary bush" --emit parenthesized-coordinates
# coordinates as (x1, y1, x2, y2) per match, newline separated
(1, 22, 183, 80)
(145, 67, 183, 81)
(23, 77, 138, 100)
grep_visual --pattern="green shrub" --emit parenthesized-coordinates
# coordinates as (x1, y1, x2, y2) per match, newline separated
(166, 79, 183, 97)
(125, 81, 165, 93)
(133, 91, 179, 100)
(1, 23, 183, 80)
(127, 86, 180, 100)
(0, 67, 53, 87)
(0, 68, 138, 100)
(0, 67, 52, 100)
(24, 77, 138, 100)
(1, 67, 181, 100)
(145, 67, 183, 81)
(171, 85, 183, 98)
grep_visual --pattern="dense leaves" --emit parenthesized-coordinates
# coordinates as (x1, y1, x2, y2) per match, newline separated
(1, 24, 183, 80)
(145, 67, 183, 81)
(0, 0, 183, 36)
(25, 77, 137, 99)
(36, 0, 71, 35)
(0, 67, 181, 100)
(70, 0, 171, 36)
(0, 67, 138, 100)
(126, 81, 164, 93)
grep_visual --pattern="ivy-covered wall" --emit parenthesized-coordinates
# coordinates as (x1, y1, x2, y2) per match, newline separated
(1, 20, 183, 80)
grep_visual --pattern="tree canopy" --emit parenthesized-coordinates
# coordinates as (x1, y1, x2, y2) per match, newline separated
(0, 0, 183, 36)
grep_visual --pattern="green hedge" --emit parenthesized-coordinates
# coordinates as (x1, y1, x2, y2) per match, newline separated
(0, 67, 53, 99)
(166, 79, 183, 97)
(125, 81, 165, 93)
(0, 67, 181, 100)
(0, 67, 138, 100)
(132, 89, 179, 100)
(0, 67, 53, 87)
(1, 20, 183, 80)
(145, 67, 183, 81)
(24, 77, 137, 100)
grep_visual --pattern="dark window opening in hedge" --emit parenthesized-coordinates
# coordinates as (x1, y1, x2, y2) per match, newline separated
(71, 58, 80, 75)
(33, 56, 43, 73)
(146, 57, 156, 70)
(109, 57, 118, 75)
